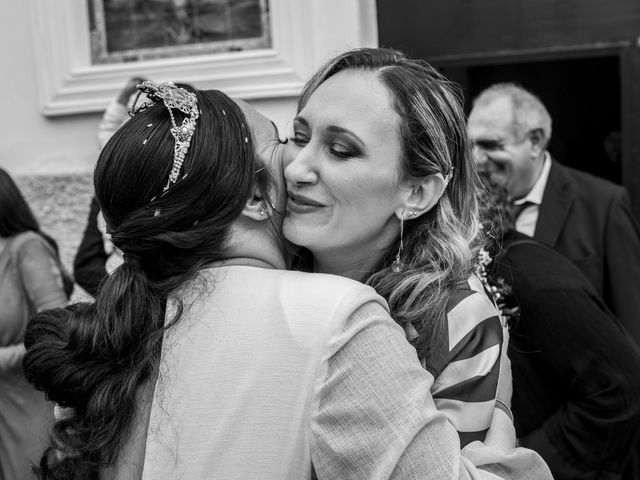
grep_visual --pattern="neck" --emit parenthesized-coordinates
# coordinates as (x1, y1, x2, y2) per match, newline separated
(522, 152, 547, 198)
(312, 222, 398, 281)
(313, 243, 390, 281)
(222, 219, 287, 271)
(313, 258, 373, 281)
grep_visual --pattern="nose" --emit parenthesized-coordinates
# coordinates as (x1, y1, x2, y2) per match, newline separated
(283, 141, 319, 186)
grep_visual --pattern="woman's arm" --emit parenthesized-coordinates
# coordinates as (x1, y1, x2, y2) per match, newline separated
(0, 343, 26, 373)
(311, 298, 551, 480)
(431, 285, 505, 447)
(17, 236, 68, 312)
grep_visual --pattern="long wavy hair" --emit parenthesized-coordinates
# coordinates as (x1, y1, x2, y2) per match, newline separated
(22, 89, 271, 479)
(0, 167, 59, 253)
(298, 48, 484, 371)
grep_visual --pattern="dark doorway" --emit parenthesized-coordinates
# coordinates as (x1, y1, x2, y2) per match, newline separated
(444, 56, 622, 184)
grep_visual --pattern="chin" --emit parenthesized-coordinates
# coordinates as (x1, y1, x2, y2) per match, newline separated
(490, 171, 508, 188)
(284, 218, 337, 254)
(282, 218, 312, 249)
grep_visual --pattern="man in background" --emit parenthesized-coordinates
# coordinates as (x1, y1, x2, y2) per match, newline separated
(468, 83, 640, 344)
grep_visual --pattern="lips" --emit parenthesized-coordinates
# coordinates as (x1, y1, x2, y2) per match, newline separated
(287, 191, 325, 213)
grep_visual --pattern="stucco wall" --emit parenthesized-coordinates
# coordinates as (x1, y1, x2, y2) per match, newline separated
(1, 1, 298, 302)
(0, 2, 300, 178)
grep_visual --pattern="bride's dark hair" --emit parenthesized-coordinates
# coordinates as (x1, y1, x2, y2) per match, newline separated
(23, 89, 269, 479)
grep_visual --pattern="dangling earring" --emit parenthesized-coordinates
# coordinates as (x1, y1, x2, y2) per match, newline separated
(391, 213, 405, 273)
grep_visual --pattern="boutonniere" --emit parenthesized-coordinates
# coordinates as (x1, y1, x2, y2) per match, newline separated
(475, 247, 520, 327)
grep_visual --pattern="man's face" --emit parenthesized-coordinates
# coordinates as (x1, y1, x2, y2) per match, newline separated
(468, 96, 538, 199)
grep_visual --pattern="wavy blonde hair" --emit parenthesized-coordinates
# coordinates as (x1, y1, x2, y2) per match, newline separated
(298, 48, 484, 369)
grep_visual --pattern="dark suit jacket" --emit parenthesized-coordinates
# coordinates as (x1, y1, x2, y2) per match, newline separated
(494, 231, 640, 480)
(73, 196, 108, 297)
(535, 160, 640, 344)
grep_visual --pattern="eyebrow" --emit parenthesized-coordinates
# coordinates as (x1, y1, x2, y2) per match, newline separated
(293, 115, 366, 147)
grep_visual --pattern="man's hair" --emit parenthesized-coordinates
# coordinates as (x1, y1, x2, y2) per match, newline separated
(473, 83, 552, 148)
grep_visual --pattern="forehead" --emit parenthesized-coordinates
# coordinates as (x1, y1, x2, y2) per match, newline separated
(468, 96, 517, 139)
(300, 70, 400, 140)
(232, 98, 278, 145)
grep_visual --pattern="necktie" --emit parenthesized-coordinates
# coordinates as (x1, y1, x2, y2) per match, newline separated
(512, 201, 534, 220)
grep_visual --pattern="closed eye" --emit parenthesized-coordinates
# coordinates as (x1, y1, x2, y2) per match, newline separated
(289, 132, 309, 146)
(475, 139, 502, 151)
(329, 144, 356, 159)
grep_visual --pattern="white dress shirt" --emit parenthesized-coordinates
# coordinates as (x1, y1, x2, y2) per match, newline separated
(514, 153, 551, 237)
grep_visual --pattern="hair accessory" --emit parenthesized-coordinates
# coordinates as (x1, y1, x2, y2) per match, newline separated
(130, 81, 200, 193)
(391, 215, 405, 272)
(443, 166, 454, 188)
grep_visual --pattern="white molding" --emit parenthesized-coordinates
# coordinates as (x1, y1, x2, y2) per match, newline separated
(30, 0, 378, 116)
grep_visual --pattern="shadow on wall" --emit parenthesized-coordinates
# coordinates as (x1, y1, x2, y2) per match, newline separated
(15, 174, 94, 302)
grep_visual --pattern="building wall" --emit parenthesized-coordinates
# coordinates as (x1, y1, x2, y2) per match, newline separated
(0, 2, 302, 177)
(1, 1, 375, 298)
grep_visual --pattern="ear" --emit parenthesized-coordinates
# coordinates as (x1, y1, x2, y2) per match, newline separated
(527, 128, 546, 156)
(394, 174, 446, 220)
(241, 186, 270, 222)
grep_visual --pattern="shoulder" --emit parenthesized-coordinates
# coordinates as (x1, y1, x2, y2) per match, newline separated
(202, 267, 389, 322)
(447, 275, 498, 320)
(278, 270, 388, 315)
(10, 231, 52, 257)
(445, 275, 502, 352)
(555, 162, 625, 199)
(498, 236, 600, 299)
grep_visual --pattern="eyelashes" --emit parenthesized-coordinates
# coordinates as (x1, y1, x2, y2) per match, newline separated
(289, 133, 359, 160)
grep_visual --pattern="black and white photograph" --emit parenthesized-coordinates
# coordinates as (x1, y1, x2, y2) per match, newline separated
(2, 1, 640, 479)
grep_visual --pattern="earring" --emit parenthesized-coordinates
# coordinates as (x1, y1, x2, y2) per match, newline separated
(391, 215, 405, 273)
(259, 209, 266, 216)
(407, 210, 416, 218)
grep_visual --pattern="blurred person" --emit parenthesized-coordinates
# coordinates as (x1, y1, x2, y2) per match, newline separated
(23, 82, 536, 480)
(468, 83, 640, 345)
(479, 167, 640, 480)
(0, 167, 71, 480)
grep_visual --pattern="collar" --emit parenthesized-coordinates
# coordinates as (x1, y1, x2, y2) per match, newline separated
(514, 152, 551, 206)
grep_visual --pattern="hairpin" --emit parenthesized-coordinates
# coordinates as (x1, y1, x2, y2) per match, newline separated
(130, 81, 200, 193)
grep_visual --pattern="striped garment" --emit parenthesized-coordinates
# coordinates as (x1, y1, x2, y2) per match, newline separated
(424, 274, 504, 447)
